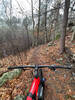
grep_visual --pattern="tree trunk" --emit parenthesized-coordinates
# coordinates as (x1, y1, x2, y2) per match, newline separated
(54, 3, 60, 40)
(60, 0, 70, 53)
(10, 0, 12, 26)
(26, 26, 30, 49)
(31, 0, 35, 46)
(37, 0, 41, 45)
(44, 0, 48, 43)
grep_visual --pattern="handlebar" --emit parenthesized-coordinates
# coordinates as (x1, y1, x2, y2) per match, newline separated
(8, 65, 71, 70)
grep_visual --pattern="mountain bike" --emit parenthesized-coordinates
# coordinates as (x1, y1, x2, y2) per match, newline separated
(8, 65, 71, 100)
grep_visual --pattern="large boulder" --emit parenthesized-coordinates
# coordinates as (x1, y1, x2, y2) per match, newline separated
(0, 69, 22, 87)
(14, 95, 25, 100)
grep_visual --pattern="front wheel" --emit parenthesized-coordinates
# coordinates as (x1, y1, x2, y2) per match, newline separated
(38, 69, 44, 100)
(38, 84, 44, 100)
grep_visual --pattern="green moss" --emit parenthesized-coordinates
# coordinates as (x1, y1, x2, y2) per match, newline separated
(14, 95, 25, 100)
(26, 88, 29, 94)
(65, 95, 70, 100)
(55, 34, 61, 40)
(0, 69, 22, 87)
(65, 95, 75, 100)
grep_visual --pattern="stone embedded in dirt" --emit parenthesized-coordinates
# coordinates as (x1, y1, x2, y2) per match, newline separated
(57, 58, 63, 61)
(0, 69, 22, 87)
(65, 94, 75, 100)
(72, 54, 75, 61)
(71, 32, 75, 41)
(64, 74, 66, 78)
(46, 48, 49, 51)
(72, 72, 75, 77)
(48, 42, 53, 46)
(48, 42, 56, 46)
(71, 26, 75, 41)
(71, 95, 75, 99)
(56, 58, 63, 64)
(14, 95, 25, 100)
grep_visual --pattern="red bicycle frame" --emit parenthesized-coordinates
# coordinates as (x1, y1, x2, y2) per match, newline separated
(26, 77, 40, 100)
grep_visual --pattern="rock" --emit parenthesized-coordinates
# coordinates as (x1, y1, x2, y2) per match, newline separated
(71, 26, 75, 41)
(72, 54, 75, 61)
(48, 42, 56, 46)
(72, 72, 75, 77)
(46, 48, 49, 51)
(70, 77, 73, 81)
(71, 32, 75, 41)
(56, 58, 63, 64)
(48, 42, 53, 46)
(56, 58, 63, 61)
(71, 95, 75, 99)
(65, 94, 75, 100)
(64, 74, 66, 78)
(0, 69, 22, 87)
(14, 95, 25, 100)
(72, 26, 75, 32)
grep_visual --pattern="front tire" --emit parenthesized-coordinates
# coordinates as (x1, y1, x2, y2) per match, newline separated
(38, 84, 44, 100)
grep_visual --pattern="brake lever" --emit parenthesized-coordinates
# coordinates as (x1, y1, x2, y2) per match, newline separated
(49, 64, 72, 71)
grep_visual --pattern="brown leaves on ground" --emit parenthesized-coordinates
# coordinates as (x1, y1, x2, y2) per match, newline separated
(0, 34, 75, 100)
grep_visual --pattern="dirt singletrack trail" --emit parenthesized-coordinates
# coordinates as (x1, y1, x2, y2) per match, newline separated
(27, 45, 49, 65)
(25, 43, 75, 100)
(28, 46, 41, 64)
(26, 44, 55, 65)
(26, 45, 59, 100)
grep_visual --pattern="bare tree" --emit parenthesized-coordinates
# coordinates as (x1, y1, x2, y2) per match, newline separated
(23, 16, 30, 49)
(44, 0, 48, 43)
(2, 0, 9, 18)
(10, 0, 12, 26)
(37, 0, 41, 45)
(31, 0, 35, 46)
(60, 0, 70, 53)
(53, 0, 61, 41)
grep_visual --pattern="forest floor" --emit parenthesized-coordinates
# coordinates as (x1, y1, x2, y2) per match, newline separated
(0, 32, 75, 100)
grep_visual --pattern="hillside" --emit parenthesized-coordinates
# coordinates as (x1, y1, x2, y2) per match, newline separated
(0, 32, 75, 100)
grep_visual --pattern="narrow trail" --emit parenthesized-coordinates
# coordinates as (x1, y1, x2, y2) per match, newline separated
(26, 45, 59, 100)
(25, 43, 75, 100)
(29, 46, 41, 65)
(26, 44, 54, 65)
